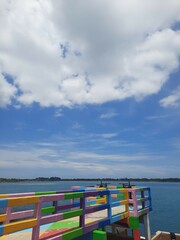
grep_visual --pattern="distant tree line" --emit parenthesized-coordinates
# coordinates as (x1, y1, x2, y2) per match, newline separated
(0, 177, 180, 183)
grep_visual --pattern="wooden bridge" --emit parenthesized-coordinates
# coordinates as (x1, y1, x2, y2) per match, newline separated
(0, 185, 152, 240)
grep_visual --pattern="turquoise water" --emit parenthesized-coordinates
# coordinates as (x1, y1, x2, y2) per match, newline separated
(0, 181, 179, 234)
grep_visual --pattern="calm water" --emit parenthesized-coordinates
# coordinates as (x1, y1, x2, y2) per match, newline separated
(0, 181, 179, 234)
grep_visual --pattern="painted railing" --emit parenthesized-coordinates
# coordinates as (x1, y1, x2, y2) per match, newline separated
(128, 187, 152, 217)
(72, 185, 152, 217)
(128, 187, 152, 240)
(0, 188, 130, 240)
(72, 185, 152, 240)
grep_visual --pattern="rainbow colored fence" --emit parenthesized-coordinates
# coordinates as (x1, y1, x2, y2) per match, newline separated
(0, 185, 152, 240)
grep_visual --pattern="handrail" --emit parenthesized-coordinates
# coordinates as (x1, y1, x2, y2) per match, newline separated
(0, 186, 151, 239)
(128, 187, 152, 217)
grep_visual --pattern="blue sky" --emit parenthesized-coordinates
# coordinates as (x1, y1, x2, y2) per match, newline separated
(0, 0, 180, 178)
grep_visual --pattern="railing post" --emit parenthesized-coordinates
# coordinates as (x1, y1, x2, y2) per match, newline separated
(5, 206, 11, 224)
(53, 200, 58, 214)
(133, 229, 140, 240)
(141, 189, 145, 209)
(32, 198, 42, 240)
(131, 189, 138, 216)
(143, 214, 151, 240)
(124, 189, 129, 213)
(80, 193, 85, 228)
(107, 190, 111, 220)
(148, 188, 152, 209)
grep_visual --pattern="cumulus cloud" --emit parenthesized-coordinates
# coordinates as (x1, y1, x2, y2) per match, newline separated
(0, 73, 17, 107)
(160, 85, 180, 107)
(0, 0, 180, 108)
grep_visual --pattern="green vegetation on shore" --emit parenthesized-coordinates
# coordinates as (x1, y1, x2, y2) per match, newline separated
(0, 177, 180, 183)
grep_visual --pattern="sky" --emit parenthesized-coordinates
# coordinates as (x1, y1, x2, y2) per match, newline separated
(0, 0, 180, 179)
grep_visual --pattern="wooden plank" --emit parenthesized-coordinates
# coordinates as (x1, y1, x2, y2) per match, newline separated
(0, 214, 6, 223)
(8, 196, 39, 207)
(152, 231, 180, 240)
(0, 195, 8, 199)
(3, 218, 37, 235)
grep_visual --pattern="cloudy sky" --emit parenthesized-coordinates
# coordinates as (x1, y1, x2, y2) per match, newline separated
(0, 0, 180, 179)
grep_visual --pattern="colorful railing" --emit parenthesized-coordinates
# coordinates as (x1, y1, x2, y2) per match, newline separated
(128, 187, 152, 217)
(72, 185, 152, 217)
(72, 185, 152, 240)
(0, 186, 152, 240)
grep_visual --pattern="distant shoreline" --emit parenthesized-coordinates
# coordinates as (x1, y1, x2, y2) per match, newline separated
(0, 177, 180, 183)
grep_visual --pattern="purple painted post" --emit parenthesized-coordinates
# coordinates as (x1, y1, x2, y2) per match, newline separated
(131, 189, 138, 216)
(32, 199, 42, 240)
(80, 193, 85, 228)
(5, 206, 11, 224)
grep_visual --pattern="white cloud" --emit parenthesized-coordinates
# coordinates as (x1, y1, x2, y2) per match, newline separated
(96, 133, 118, 139)
(54, 109, 63, 117)
(68, 151, 162, 163)
(160, 85, 180, 107)
(0, 141, 166, 178)
(145, 115, 169, 120)
(72, 122, 82, 129)
(171, 138, 180, 151)
(99, 111, 118, 119)
(1, 136, 180, 178)
(0, 73, 17, 107)
(0, 1, 180, 107)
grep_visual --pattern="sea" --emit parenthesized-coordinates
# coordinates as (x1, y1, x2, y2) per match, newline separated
(0, 181, 179, 235)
